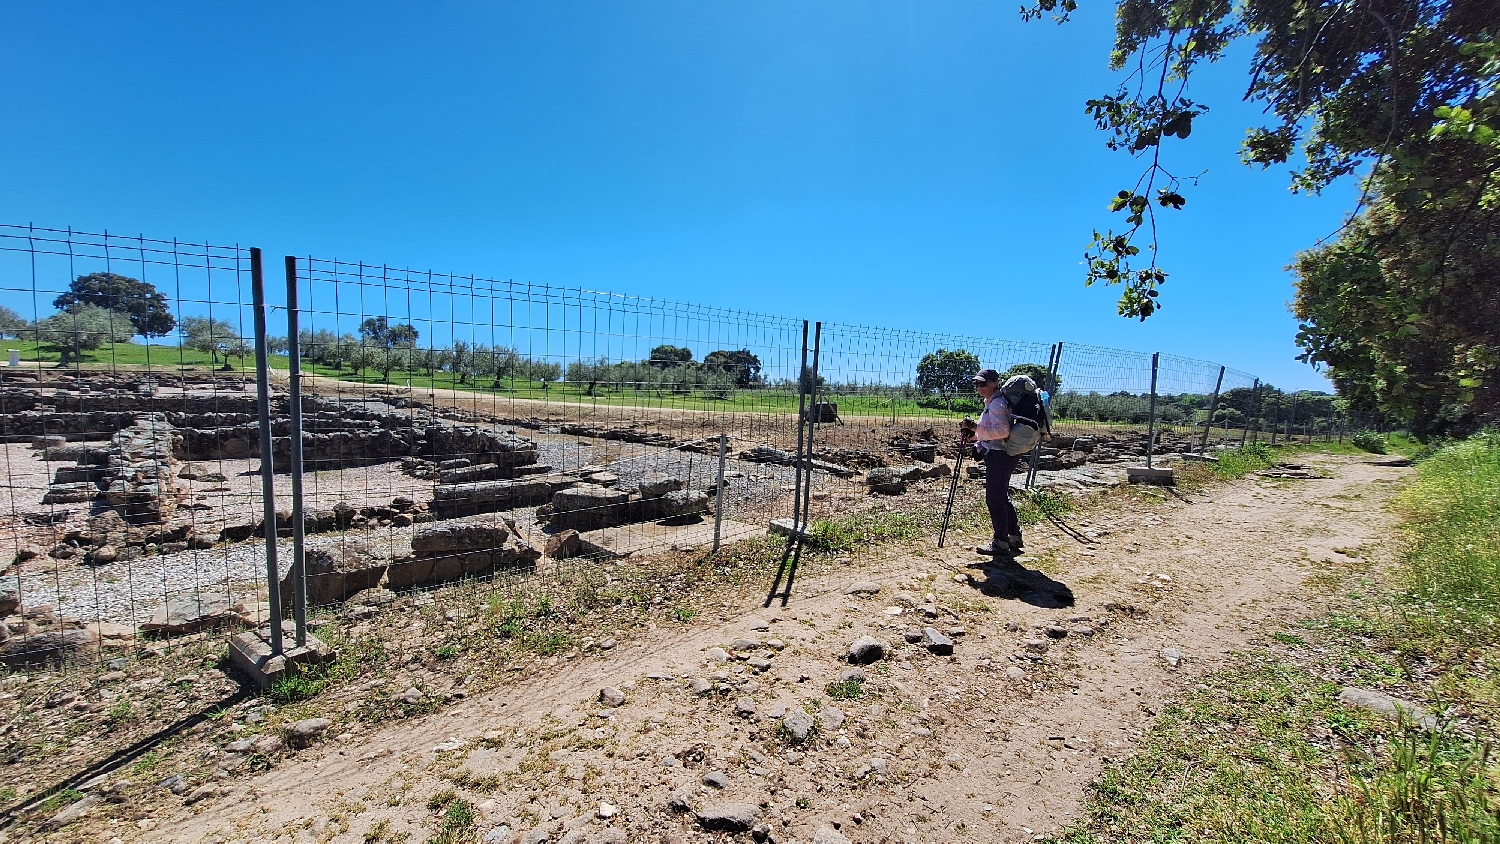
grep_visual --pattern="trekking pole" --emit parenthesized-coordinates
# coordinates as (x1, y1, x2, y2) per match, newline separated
(937, 428, 969, 548)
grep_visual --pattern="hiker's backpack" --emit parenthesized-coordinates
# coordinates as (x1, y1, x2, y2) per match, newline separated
(998, 375, 1051, 456)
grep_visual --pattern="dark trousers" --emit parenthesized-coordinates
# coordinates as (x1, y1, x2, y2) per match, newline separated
(983, 447, 1022, 542)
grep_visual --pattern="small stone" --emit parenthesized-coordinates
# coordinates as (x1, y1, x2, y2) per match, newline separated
(544, 530, 581, 559)
(781, 709, 815, 744)
(1071, 625, 1096, 636)
(1045, 625, 1069, 639)
(596, 801, 618, 819)
(844, 582, 882, 596)
(521, 830, 551, 844)
(158, 774, 188, 795)
(902, 628, 923, 644)
(847, 636, 887, 664)
(1004, 666, 1026, 681)
(667, 784, 696, 812)
(398, 686, 423, 704)
(730, 638, 759, 652)
(1023, 638, 1050, 654)
(812, 826, 853, 844)
(705, 647, 729, 663)
(483, 826, 512, 844)
(735, 696, 756, 716)
(820, 706, 846, 731)
(225, 738, 255, 753)
(251, 735, 284, 755)
(836, 667, 867, 683)
(696, 802, 761, 832)
(1160, 647, 1183, 667)
(747, 619, 771, 631)
(598, 638, 616, 650)
(764, 638, 786, 650)
(947, 627, 966, 637)
(689, 677, 714, 696)
(183, 783, 218, 804)
(746, 656, 773, 672)
(89, 545, 119, 565)
(922, 627, 955, 656)
(1338, 687, 1438, 729)
(598, 686, 626, 707)
(702, 770, 729, 789)
(46, 794, 99, 829)
(289, 718, 332, 745)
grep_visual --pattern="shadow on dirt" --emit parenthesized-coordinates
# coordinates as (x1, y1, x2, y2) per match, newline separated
(959, 558, 1075, 608)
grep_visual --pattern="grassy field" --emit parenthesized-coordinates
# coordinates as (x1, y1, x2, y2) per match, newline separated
(1056, 433, 1500, 844)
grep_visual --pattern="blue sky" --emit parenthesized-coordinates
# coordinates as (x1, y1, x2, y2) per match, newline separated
(0, 2, 1357, 391)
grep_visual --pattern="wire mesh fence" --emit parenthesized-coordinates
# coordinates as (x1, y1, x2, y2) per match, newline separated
(0, 222, 1381, 673)
(4, 222, 1392, 809)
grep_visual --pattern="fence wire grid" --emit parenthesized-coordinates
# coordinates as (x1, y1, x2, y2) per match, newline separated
(0, 223, 1386, 817)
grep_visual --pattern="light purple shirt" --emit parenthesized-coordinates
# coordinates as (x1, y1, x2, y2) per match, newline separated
(973, 393, 1011, 452)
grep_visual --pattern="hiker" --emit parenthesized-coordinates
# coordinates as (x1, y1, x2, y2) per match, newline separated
(961, 368, 1026, 556)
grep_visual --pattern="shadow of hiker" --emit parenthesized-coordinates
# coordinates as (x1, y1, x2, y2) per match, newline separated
(959, 558, 1075, 609)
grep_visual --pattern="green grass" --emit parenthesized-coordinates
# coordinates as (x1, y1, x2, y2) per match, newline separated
(425, 790, 476, 844)
(0, 338, 231, 370)
(807, 509, 926, 552)
(825, 679, 865, 700)
(1017, 487, 1076, 525)
(34, 788, 85, 814)
(1393, 432, 1500, 621)
(1055, 656, 1360, 844)
(1057, 432, 1500, 844)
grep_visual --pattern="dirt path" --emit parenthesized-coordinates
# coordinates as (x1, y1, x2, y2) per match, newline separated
(127, 454, 1406, 844)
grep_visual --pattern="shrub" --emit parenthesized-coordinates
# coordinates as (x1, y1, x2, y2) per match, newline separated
(1351, 430, 1387, 454)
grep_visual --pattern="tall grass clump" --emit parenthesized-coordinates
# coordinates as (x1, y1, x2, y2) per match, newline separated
(1332, 722, 1499, 844)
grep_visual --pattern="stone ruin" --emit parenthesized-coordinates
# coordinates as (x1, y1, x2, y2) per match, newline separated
(2, 373, 727, 629)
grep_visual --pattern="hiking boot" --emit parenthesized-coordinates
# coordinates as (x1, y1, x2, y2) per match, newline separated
(975, 540, 1012, 556)
(1007, 534, 1025, 551)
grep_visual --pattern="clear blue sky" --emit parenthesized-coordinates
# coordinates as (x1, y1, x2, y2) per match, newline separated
(0, 2, 1356, 391)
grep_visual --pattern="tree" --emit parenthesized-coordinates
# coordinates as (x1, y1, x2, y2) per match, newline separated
(1002, 362, 1061, 393)
(798, 365, 826, 395)
(647, 344, 693, 367)
(35, 305, 132, 366)
(704, 349, 763, 387)
(359, 316, 419, 349)
(1025, 0, 1498, 320)
(181, 317, 250, 370)
(1293, 179, 1499, 435)
(0, 305, 26, 338)
(916, 349, 981, 399)
(54, 272, 175, 337)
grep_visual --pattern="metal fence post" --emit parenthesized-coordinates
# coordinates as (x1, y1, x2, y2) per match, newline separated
(1241, 379, 1257, 447)
(1025, 343, 1060, 489)
(712, 432, 727, 553)
(250, 248, 283, 656)
(790, 321, 810, 533)
(800, 322, 823, 530)
(1145, 352, 1160, 469)
(1199, 365, 1225, 455)
(284, 256, 308, 647)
